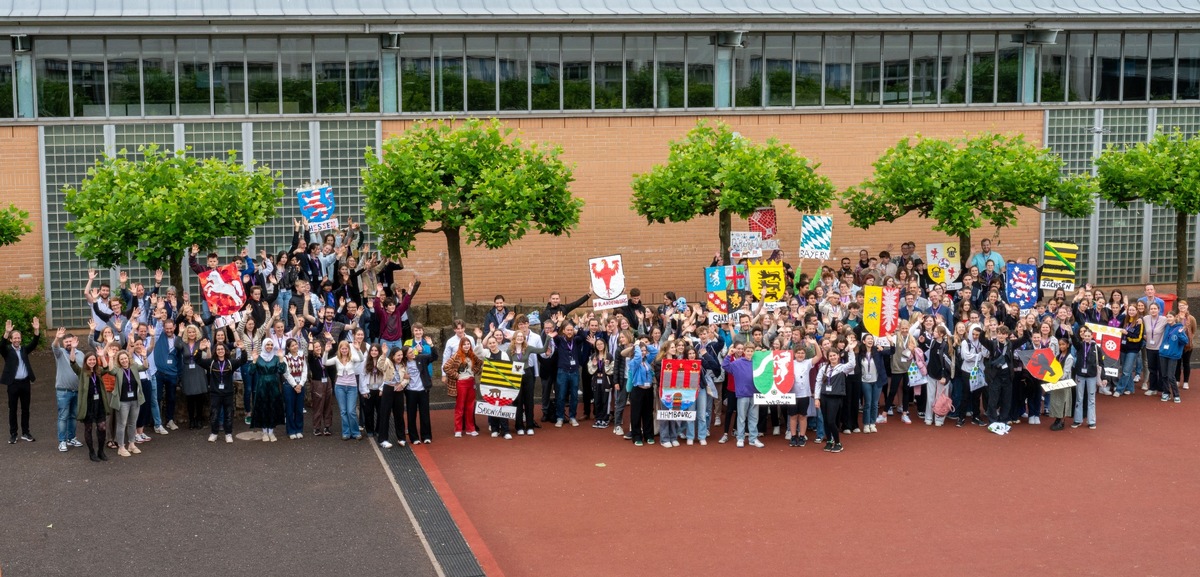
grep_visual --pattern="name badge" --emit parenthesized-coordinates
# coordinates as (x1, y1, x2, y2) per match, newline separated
(166, 358, 173, 365)
(219, 384, 225, 390)
(569, 358, 576, 367)
(321, 376, 329, 383)
(189, 363, 196, 369)
(93, 394, 100, 401)
(139, 371, 149, 380)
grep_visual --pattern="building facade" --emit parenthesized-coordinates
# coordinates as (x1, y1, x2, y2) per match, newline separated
(0, 1, 1198, 326)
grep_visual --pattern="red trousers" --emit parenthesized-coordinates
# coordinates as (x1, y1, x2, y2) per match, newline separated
(452, 378, 477, 433)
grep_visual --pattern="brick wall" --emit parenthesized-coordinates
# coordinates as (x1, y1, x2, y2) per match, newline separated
(0, 126, 43, 295)
(380, 110, 1045, 306)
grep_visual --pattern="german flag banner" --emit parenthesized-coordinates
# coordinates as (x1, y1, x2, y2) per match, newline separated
(475, 358, 521, 418)
(1041, 240, 1078, 292)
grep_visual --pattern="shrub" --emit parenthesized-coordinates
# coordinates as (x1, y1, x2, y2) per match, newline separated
(0, 288, 46, 346)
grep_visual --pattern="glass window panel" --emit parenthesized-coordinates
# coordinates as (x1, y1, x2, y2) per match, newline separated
(825, 34, 851, 105)
(996, 34, 1022, 103)
(882, 33, 910, 105)
(1095, 33, 1121, 101)
(688, 34, 716, 108)
(656, 35, 684, 109)
(498, 35, 529, 111)
(348, 37, 379, 112)
(466, 36, 496, 112)
(433, 36, 464, 112)
(36, 38, 70, 117)
(246, 37, 279, 114)
(1039, 37, 1067, 102)
(625, 35, 654, 108)
(0, 41, 12, 118)
(141, 38, 175, 116)
(106, 38, 139, 117)
(531, 35, 562, 111)
(1122, 33, 1148, 100)
(212, 37, 245, 115)
(853, 34, 881, 106)
(316, 37, 347, 113)
(1149, 32, 1174, 100)
(280, 37, 313, 114)
(561, 36, 589, 110)
(177, 38, 210, 115)
(764, 34, 792, 107)
(732, 33, 759, 107)
(911, 33, 937, 104)
(400, 35, 431, 113)
(795, 34, 821, 106)
(593, 35, 622, 109)
(969, 33, 995, 104)
(71, 38, 105, 117)
(941, 33, 968, 104)
(1181, 33, 1200, 100)
(1067, 32, 1095, 102)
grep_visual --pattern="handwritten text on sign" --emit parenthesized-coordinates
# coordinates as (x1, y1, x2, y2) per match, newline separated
(753, 393, 797, 405)
(475, 402, 517, 418)
(656, 410, 696, 421)
(1041, 378, 1077, 393)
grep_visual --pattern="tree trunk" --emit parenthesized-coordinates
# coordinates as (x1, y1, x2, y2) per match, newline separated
(168, 257, 184, 301)
(958, 233, 972, 274)
(1176, 210, 1189, 309)
(719, 209, 732, 266)
(445, 227, 466, 321)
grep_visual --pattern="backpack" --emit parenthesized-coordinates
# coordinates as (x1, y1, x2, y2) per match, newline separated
(933, 391, 954, 417)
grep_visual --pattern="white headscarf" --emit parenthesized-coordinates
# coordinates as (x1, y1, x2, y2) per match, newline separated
(259, 339, 277, 363)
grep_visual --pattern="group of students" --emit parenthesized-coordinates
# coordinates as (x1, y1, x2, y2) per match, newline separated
(4, 230, 1194, 459)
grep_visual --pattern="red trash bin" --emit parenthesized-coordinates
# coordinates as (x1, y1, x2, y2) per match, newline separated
(1161, 293, 1178, 314)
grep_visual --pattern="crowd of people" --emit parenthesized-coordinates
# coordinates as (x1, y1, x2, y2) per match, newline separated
(3, 221, 1195, 459)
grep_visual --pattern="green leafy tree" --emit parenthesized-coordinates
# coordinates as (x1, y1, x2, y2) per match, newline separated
(631, 119, 835, 261)
(0, 205, 33, 247)
(64, 144, 284, 290)
(841, 133, 1096, 269)
(1096, 128, 1200, 301)
(362, 118, 581, 319)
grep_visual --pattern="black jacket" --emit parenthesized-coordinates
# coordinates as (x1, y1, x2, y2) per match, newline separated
(1, 332, 40, 385)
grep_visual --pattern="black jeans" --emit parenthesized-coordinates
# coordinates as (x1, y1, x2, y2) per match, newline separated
(7, 380, 31, 436)
(886, 372, 910, 413)
(592, 378, 610, 422)
(722, 389, 737, 434)
(361, 389, 381, 436)
(209, 393, 235, 435)
(186, 394, 206, 428)
(1176, 348, 1192, 384)
(158, 372, 178, 424)
(405, 389, 431, 442)
(540, 362, 558, 419)
(1146, 349, 1162, 392)
(629, 386, 655, 443)
(821, 396, 843, 443)
(514, 372, 536, 431)
(986, 371, 1012, 424)
(377, 386, 405, 443)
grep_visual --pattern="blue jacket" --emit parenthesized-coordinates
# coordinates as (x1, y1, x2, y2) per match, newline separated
(1159, 323, 1189, 360)
(626, 344, 659, 392)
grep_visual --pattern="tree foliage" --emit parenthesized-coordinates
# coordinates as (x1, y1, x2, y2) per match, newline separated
(841, 133, 1096, 263)
(630, 120, 835, 259)
(0, 204, 33, 248)
(1096, 127, 1200, 299)
(64, 144, 284, 286)
(362, 118, 581, 317)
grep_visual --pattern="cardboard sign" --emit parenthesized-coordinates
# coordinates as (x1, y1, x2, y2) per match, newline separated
(589, 254, 627, 311)
(799, 215, 832, 260)
(1042, 378, 1076, 393)
(659, 359, 700, 420)
(1016, 348, 1063, 382)
(751, 350, 797, 405)
(747, 260, 787, 303)
(730, 232, 763, 260)
(925, 243, 960, 285)
(476, 358, 520, 418)
(863, 286, 900, 337)
(1041, 240, 1078, 291)
(199, 263, 246, 328)
(749, 207, 778, 239)
(1005, 264, 1040, 310)
(297, 184, 338, 232)
(1086, 323, 1124, 362)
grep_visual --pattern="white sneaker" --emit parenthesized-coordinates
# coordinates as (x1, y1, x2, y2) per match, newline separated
(455, 432, 463, 437)
(288, 434, 297, 440)
(736, 440, 745, 448)
(699, 439, 707, 446)
(491, 431, 499, 438)
(1145, 390, 1156, 396)
(852, 428, 861, 433)
(268, 431, 277, 442)
(68, 438, 83, 447)
(772, 426, 780, 435)
(154, 426, 169, 435)
(842, 429, 852, 434)
(1175, 396, 1182, 403)
(1141, 382, 1148, 390)
(686, 439, 694, 446)
(570, 418, 579, 427)
(167, 420, 179, 431)
(467, 431, 479, 437)
(662, 442, 672, 449)
(224, 434, 233, 443)
(876, 414, 886, 424)
(901, 414, 912, 424)
(517, 429, 525, 436)
(262, 432, 270, 442)
(526, 429, 534, 436)
(380, 440, 393, 449)
(555, 419, 563, 428)
(612, 426, 623, 436)
(714, 416, 721, 426)
(58, 441, 67, 452)
(297, 433, 303, 439)
(719, 433, 729, 444)
(671, 440, 680, 447)
(1162, 394, 1171, 402)
(504, 434, 512, 440)
(208, 434, 218, 442)
(1112, 391, 1121, 398)
(784, 430, 792, 440)
(751, 440, 765, 448)
(1183, 382, 1189, 390)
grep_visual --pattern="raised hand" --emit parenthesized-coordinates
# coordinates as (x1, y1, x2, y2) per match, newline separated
(473, 327, 483, 339)
(56, 327, 66, 339)
(87, 319, 96, 331)
(88, 269, 98, 280)
(191, 244, 200, 256)
(505, 311, 515, 322)
(154, 269, 164, 283)
(118, 270, 128, 284)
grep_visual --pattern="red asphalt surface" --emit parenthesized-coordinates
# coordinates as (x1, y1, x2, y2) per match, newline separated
(414, 394, 1200, 577)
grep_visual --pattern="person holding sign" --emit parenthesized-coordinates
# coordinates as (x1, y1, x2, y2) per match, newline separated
(475, 330, 514, 439)
(1071, 326, 1101, 429)
(1047, 338, 1075, 431)
(722, 342, 762, 449)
